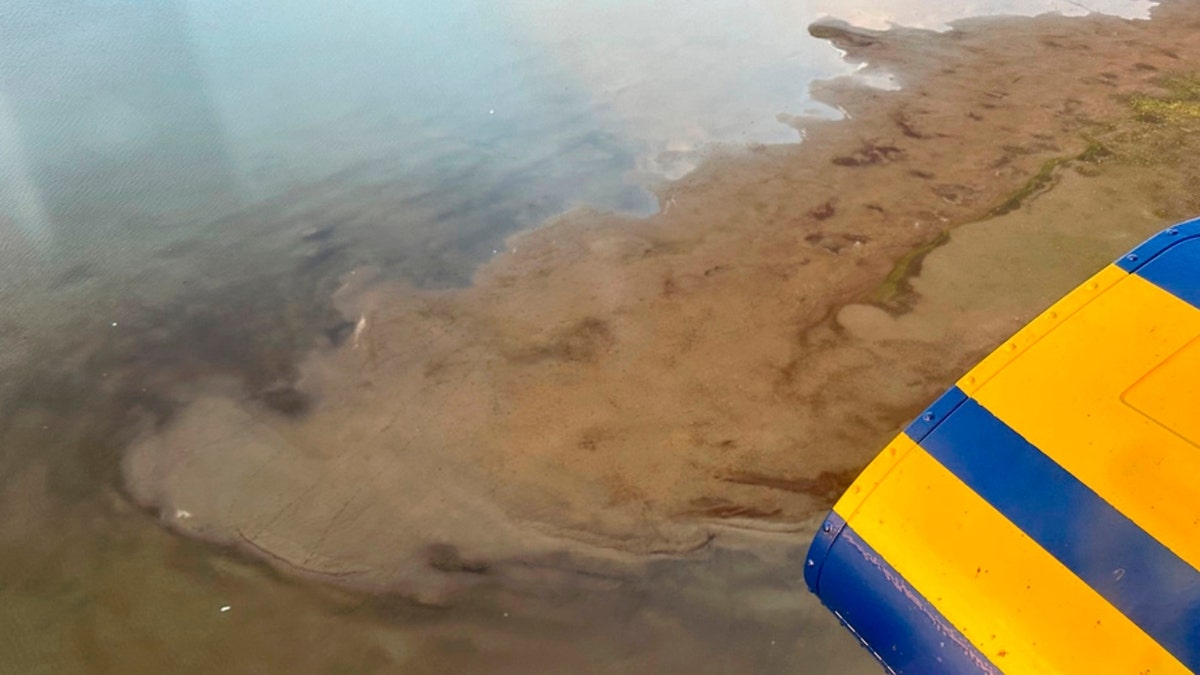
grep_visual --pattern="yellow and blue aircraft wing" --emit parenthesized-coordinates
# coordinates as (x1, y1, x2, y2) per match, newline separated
(806, 218, 1200, 673)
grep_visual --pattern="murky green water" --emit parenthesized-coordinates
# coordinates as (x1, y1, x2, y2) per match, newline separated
(0, 0, 1158, 671)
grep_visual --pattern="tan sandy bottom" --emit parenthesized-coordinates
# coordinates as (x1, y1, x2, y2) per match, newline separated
(123, 2, 1200, 603)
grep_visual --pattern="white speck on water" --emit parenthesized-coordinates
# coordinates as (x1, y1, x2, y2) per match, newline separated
(175, 509, 192, 519)
(352, 315, 368, 350)
(220, 605, 231, 613)
(489, 109, 495, 115)
(503, 612, 509, 617)
(111, 322, 118, 327)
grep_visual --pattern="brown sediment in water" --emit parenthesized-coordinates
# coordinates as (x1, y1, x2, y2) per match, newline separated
(123, 2, 1200, 596)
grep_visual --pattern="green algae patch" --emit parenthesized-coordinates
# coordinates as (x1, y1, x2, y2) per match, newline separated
(1130, 74, 1200, 124)
(988, 156, 1069, 217)
(872, 137, 1116, 309)
(1077, 139, 1113, 164)
(870, 230, 950, 308)
(985, 139, 1112, 221)
(1131, 96, 1200, 123)
(872, 154, 1068, 307)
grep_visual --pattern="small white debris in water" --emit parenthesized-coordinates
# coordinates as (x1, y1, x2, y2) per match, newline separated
(352, 315, 368, 350)
(220, 605, 231, 613)
(175, 509, 192, 519)
(111, 322, 118, 327)
(503, 612, 509, 617)
(492, 249, 498, 255)
(489, 109, 495, 115)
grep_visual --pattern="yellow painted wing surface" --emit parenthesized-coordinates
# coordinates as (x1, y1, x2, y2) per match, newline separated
(805, 219, 1200, 674)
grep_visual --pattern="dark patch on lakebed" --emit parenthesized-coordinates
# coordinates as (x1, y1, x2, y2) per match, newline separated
(0, 140, 576, 502)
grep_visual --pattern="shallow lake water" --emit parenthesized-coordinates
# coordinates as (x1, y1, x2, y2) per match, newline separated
(0, 0, 1166, 672)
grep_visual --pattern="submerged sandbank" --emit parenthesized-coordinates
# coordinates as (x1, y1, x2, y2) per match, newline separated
(124, 2, 1200, 597)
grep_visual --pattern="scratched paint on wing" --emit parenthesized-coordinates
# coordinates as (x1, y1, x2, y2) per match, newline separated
(843, 535, 999, 674)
